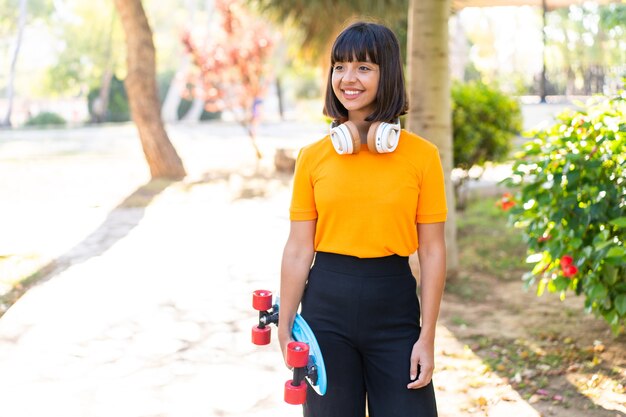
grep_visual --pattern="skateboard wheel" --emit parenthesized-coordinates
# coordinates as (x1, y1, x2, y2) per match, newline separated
(286, 341, 309, 368)
(252, 290, 273, 311)
(251, 325, 271, 345)
(284, 380, 307, 405)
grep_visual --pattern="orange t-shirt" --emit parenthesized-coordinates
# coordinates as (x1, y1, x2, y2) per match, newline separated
(289, 129, 447, 258)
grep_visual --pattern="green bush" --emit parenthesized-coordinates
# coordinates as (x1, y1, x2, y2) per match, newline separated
(452, 80, 523, 171)
(24, 111, 66, 127)
(107, 76, 130, 122)
(502, 92, 626, 334)
(87, 75, 130, 123)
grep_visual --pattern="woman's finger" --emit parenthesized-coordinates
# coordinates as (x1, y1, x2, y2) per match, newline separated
(407, 363, 434, 389)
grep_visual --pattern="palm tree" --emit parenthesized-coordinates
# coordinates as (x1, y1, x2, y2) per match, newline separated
(113, 0, 186, 180)
(406, 0, 458, 274)
(254, 0, 409, 63)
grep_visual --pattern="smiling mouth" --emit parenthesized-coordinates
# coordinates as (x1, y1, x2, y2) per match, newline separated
(342, 90, 362, 97)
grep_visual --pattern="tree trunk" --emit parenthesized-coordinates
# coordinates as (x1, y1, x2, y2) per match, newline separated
(92, 11, 117, 123)
(161, 58, 189, 122)
(182, 83, 206, 122)
(275, 76, 284, 120)
(1, 0, 27, 128)
(407, 0, 458, 276)
(113, 0, 186, 180)
(162, 0, 208, 122)
(92, 68, 113, 123)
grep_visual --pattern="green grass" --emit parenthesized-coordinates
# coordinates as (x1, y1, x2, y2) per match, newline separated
(0, 255, 55, 317)
(444, 273, 490, 301)
(444, 196, 529, 301)
(457, 197, 527, 280)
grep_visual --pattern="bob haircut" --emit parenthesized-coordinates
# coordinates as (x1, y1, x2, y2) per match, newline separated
(323, 21, 408, 123)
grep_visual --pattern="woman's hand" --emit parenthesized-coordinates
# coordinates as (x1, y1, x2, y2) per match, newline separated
(278, 323, 295, 369)
(407, 337, 435, 389)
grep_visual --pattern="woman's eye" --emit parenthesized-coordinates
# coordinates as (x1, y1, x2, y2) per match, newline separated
(359, 66, 370, 71)
(334, 65, 343, 71)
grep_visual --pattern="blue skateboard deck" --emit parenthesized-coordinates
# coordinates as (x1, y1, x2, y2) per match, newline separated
(252, 290, 327, 397)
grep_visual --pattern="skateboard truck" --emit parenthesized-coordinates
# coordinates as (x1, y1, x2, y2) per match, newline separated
(252, 289, 327, 404)
(284, 341, 319, 404)
(251, 290, 278, 346)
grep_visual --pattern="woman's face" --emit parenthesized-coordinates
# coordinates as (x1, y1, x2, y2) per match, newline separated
(331, 59, 380, 120)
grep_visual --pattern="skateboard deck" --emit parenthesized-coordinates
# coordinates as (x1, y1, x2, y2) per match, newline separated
(252, 289, 327, 404)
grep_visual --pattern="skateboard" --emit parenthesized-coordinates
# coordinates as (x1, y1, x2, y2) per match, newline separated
(251, 289, 327, 405)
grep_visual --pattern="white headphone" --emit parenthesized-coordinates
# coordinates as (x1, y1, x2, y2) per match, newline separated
(329, 119, 401, 155)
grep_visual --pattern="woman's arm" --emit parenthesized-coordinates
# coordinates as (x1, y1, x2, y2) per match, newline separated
(407, 221, 446, 389)
(278, 220, 316, 365)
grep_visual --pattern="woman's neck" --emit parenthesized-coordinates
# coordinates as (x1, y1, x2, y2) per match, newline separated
(348, 112, 372, 143)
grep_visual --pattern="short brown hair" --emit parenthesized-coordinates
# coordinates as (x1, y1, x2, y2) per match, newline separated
(323, 22, 408, 122)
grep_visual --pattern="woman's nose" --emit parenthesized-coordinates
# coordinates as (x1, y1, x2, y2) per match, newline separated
(343, 66, 357, 82)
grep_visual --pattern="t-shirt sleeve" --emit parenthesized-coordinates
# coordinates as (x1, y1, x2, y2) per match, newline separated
(289, 148, 318, 221)
(416, 148, 448, 223)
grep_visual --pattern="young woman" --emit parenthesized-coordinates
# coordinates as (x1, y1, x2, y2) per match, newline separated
(278, 21, 447, 417)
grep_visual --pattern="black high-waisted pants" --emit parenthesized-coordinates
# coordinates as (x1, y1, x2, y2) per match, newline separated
(301, 252, 438, 417)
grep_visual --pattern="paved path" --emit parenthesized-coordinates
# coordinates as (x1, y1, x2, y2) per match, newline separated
(0, 117, 573, 417)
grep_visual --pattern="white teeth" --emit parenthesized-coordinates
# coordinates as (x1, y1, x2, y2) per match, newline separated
(344, 90, 361, 95)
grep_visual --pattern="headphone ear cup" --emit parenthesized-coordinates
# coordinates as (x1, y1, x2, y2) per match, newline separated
(330, 121, 361, 154)
(367, 121, 401, 153)
(366, 122, 382, 153)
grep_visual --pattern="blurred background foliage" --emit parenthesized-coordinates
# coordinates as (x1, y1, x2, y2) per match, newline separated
(451, 80, 523, 208)
(0, 0, 624, 126)
(452, 80, 523, 171)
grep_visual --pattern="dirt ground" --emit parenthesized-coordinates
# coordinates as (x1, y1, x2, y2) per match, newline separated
(439, 199, 626, 417)
(441, 277, 625, 416)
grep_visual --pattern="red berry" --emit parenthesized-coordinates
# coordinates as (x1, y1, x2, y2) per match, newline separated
(496, 193, 516, 211)
(502, 201, 516, 211)
(560, 255, 574, 267)
(563, 264, 578, 277)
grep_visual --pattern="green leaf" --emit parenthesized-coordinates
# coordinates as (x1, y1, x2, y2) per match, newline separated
(606, 246, 626, 259)
(603, 265, 618, 286)
(595, 229, 611, 243)
(615, 295, 626, 317)
(554, 276, 571, 292)
(589, 284, 609, 301)
(548, 279, 557, 293)
(570, 237, 583, 249)
(537, 278, 547, 297)
(594, 240, 614, 251)
(530, 254, 550, 275)
(603, 309, 619, 326)
(609, 217, 626, 228)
